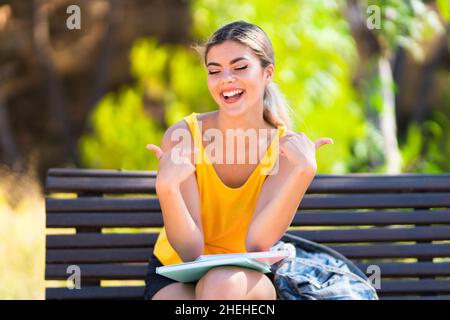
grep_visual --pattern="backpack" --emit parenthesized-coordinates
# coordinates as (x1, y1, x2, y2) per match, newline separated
(270, 233, 379, 300)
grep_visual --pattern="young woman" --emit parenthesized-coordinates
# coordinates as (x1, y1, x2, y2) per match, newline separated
(144, 20, 333, 300)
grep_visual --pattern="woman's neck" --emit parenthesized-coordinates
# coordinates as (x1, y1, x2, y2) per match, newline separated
(215, 105, 274, 133)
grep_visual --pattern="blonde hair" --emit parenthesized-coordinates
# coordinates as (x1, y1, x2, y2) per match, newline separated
(193, 20, 293, 129)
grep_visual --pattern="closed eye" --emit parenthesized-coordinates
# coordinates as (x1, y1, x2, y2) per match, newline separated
(208, 65, 247, 75)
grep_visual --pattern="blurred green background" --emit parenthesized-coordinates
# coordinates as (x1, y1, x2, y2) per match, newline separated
(0, 0, 448, 299)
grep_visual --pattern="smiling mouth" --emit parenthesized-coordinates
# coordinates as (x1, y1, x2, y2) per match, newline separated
(221, 89, 245, 104)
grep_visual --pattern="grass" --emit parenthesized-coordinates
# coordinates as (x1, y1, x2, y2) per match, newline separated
(0, 166, 45, 299)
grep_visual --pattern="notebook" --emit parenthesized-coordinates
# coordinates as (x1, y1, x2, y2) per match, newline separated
(155, 250, 290, 283)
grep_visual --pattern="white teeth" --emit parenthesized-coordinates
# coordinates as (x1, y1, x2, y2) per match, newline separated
(223, 90, 243, 98)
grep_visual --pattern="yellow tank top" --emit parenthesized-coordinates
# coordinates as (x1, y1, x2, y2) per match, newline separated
(153, 112, 287, 265)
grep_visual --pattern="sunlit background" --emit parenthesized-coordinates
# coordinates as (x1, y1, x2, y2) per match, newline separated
(0, 0, 449, 299)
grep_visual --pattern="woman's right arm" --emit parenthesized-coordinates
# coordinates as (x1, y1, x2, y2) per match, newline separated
(147, 121, 204, 262)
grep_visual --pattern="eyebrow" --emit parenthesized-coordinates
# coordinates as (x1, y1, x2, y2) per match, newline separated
(206, 57, 248, 67)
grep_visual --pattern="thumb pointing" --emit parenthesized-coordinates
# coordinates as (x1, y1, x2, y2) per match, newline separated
(146, 144, 163, 160)
(314, 138, 334, 150)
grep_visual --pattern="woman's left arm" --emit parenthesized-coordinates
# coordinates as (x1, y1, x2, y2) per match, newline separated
(245, 132, 333, 252)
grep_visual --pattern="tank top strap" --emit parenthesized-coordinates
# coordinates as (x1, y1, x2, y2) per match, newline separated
(183, 112, 211, 165)
(259, 123, 287, 175)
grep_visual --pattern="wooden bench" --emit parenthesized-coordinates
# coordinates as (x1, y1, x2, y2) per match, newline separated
(44, 168, 450, 300)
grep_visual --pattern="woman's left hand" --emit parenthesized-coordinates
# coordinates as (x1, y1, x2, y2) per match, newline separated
(278, 131, 333, 173)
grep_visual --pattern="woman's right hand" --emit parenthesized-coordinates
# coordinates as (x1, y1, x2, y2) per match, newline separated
(146, 144, 198, 192)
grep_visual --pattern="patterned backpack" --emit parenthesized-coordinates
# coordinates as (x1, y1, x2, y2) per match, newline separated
(270, 233, 379, 300)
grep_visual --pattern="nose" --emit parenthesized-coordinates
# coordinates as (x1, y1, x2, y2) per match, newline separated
(222, 69, 236, 83)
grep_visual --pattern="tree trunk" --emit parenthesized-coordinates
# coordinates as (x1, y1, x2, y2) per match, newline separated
(378, 55, 402, 173)
(32, 0, 79, 166)
(85, 0, 118, 123)
(0, 93, 22, 168)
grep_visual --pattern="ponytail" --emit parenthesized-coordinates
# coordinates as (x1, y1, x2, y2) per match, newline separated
(263, 82, 293, 129)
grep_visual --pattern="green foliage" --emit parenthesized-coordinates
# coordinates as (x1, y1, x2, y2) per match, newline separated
(366, 0, 445, 59)
(80, 39, 215, 170)
(355, 0, 447, 172)
(129, 38, 215, 123)
(437, 0, 450, 22)
(79, 87, 163, 170)
(79, 0, 448, 174)
(347, 122, 386, 173)
(400, 111, 450, 173)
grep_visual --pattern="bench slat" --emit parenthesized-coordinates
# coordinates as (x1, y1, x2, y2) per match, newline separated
(47, 176, 157, 194)
(46, 241, 450, 264)
(380, 280, 450, 294)
(48, 168, 156, 177)
(45, 286, 145, 300)
(46, 226, 450, 251)
(309, 175, 450, 193)
(355, 262, 450, 277)
(46, 197, 161, 212)
(46, 233, 158, 249)
(46, 210, 450, 228)
(46, 264, 147, 280)
(381, 295, 450, 300)
(45, 262, 450, 280)
(292, 209, 450, 226)
(44, 279, 450, 300)
(331, 243, 450, 259)
(46, 213, 163, 228)
(299, 193, 450, 209)
(289, 226, 450, 243)
(48, 168, 450, 180)
(47, 169, 450, 193)
(46, 248, 152, 263)
(45, 193, 450, 212)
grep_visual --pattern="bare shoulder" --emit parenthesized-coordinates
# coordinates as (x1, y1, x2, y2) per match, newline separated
(162, 111, 217, 141)
(160, 111, 217, 158)
(196, 110, 218, 128)
(160, 119, 191, 152)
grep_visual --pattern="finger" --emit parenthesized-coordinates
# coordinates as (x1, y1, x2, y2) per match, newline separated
(314, 138, 334, 150)
(146, 144, 163, 160)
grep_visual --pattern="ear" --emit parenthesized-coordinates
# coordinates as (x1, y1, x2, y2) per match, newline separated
(264, 64, 274, 85)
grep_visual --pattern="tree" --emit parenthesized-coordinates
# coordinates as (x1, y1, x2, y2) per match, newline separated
(346, 0, 446, 173)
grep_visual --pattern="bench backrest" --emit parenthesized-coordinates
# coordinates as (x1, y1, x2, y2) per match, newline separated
(45, 168, 450, 300)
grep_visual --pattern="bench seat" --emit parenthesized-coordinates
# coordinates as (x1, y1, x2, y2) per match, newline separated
(45, 168, 450, 300)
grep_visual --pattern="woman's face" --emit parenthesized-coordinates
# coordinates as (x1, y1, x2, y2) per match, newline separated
(205, 40, 273, 117)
